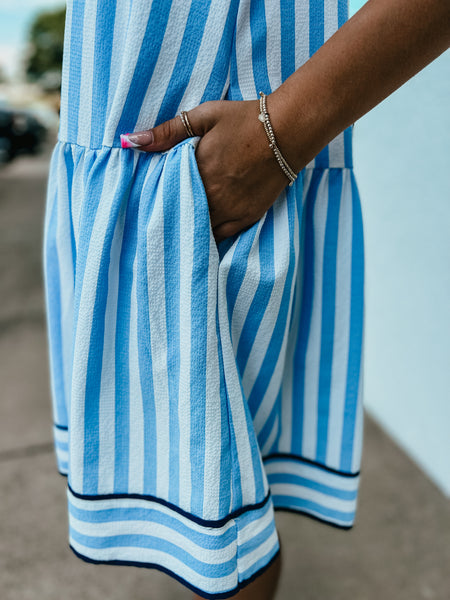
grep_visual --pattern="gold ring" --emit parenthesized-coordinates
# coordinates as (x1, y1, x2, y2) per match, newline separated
(180, 110, 195, 137)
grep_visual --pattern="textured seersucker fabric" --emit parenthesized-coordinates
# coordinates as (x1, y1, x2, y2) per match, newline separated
(43, 0, 365, 597)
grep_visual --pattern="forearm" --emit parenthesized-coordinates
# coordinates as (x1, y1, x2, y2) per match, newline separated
(269, 0, 450, 172)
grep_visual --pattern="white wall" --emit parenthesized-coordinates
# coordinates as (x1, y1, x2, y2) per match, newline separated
(352, 40, 450, 496)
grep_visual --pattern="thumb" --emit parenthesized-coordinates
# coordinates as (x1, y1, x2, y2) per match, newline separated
(120, 101, 218, 153)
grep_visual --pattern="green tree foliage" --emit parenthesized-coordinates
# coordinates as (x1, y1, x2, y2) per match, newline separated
(25, 7, 66, 86)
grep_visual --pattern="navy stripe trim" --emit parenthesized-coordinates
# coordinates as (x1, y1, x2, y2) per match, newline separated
(69, 543, 281, 600)
(262, 453, 360, 477)
(54, 423, 68, 431)
(67, 482, 271, 529)
(273, 506, 354, 530)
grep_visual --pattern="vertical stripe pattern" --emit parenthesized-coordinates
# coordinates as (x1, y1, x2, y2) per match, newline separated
(43, 0, 365, 597)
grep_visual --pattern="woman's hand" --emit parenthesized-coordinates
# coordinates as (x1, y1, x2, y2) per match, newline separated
(120, 99, 292, 244)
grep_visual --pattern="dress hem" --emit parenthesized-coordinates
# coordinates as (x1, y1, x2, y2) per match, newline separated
(67, 484, 280, 598)
(69, 543, 282, 600)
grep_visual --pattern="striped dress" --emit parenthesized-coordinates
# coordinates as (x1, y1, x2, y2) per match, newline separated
(43, 0, 365, 597)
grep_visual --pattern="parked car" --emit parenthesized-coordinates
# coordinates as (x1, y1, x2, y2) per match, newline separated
(0, 109, 14, 163)
(0, 107, 48, 163)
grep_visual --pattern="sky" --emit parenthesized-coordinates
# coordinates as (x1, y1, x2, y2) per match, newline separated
(0, 0, 367, 80)
(0, 0, 65, 79)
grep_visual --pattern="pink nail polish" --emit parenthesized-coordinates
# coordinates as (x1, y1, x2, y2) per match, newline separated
(120, 131, 154, 148)
(120, 133, 141, 149)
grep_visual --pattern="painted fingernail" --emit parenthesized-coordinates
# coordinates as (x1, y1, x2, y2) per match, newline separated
(120, 133, 140, 149)
(120, 131, 154, 148)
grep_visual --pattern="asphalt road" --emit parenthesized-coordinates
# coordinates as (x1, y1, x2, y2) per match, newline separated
(0, 140, 449, 600)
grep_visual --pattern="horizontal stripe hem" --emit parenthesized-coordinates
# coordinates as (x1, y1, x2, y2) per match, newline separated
(273, 507, 354, 530)
(69, 543, 281, 600)
(53, 424, 69, 476)
(264, 455, 360, 528)
(67, 482, 271, 529)
(67, 487, 280, 598)
(263, 452, 360, 477)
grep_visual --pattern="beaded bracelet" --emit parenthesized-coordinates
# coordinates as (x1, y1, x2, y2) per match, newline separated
(258, 91, 297, 186)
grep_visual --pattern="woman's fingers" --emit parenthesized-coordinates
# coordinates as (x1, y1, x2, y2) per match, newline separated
(120, 115, 186, 152)
(120, 101, 218, 152)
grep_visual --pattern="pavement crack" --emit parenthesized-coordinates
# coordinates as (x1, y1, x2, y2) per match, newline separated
(0, 441, 54, 462)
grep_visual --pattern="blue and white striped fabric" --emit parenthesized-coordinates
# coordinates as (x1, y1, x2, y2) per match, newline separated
(43, 0, 365, 597)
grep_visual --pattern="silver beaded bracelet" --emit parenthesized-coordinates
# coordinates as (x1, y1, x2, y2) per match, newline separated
(258, 91, 297, 186)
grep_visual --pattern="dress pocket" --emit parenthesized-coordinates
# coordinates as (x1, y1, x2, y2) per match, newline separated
(184, 137, 242, 262)
(181, 137, 220, 257)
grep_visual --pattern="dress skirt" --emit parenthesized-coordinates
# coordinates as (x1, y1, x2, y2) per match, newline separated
(43, 0, 365, 598)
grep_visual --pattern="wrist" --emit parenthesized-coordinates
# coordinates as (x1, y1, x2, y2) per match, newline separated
(258, 92, 298, 186)
(267, 67, 343, 172)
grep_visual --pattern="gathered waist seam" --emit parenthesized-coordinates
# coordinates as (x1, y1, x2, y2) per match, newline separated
(55, 138, 354, 170)
(57, 138, 123, 150)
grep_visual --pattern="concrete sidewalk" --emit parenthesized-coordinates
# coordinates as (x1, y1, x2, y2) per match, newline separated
(1, 146, 449, 600)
